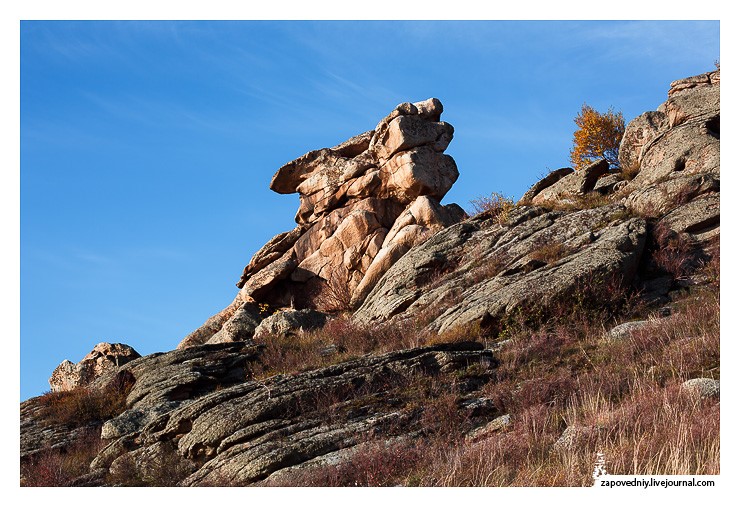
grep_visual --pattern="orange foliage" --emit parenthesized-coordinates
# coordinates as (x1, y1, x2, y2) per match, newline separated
(569, 104, 625, 171)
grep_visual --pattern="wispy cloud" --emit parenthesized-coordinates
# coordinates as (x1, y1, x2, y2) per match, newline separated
(310, 71, 401, 111)
(24, 244, 191, 277)
(72, 249, 116, 267)
(77, 91, 253, 137)
(577, 21, 719, 63)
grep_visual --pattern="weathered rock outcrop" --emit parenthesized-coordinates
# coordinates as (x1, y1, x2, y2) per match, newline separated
(356, 69, 719, 331)
(26, 341, 497, 486)
(253, 309, 327, 340)
(49, 342, 140, 392)
(180, 98, 464, 349)
(355, 204, 646, 331)
(23, 70, 720, 488)
(621, 70, 719, 225)
(530, 159, 610, 206)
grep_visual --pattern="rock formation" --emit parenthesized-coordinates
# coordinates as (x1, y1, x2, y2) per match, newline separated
(178, 98, 464, 350)
(354, 203, 647, 333)
(49, 343, 140, 392)
(22, 70, 720, 487)
(356, 69, 719, 332)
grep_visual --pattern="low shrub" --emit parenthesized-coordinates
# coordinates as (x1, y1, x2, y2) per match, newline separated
(469, 192, 515, 224)
(650, 222, 697, 280)
(266, 439, 423, 487)
(312, 275, 354, 313)
(529, 241, 575, 265)
(21, 427, 104, 487)
(37, 370, 135, 426)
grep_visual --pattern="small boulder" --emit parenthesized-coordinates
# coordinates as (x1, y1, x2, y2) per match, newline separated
(207, 302, 262, 344)
(553, 425, 601, 452)
(465, 414, 512, 442)
(531, 159, 609, 206)
(682, 378, 719, 400)
(253, 309, 328, 340)
(460, 397, 496, 417)
(606, 320, 654, 341)
(593, 174, 623, 195)
(518, 167, 574, 204)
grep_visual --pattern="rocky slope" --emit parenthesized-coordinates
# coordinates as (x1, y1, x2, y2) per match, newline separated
(20, 70, 720, 486)
(355, 70, 718, 337)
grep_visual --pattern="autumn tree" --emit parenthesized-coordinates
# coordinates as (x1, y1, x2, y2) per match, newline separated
(569, 104, 625, 171)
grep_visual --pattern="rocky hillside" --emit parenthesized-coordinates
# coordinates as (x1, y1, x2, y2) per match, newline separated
(21, 70, 719, 486)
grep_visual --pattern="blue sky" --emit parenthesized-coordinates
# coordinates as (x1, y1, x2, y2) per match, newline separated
(19, 20, 720, 400)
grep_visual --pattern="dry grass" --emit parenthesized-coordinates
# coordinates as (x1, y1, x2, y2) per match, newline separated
(529, 241, 576, 265)
(36, 370, 134, 426)
(107, 441, 195, 486)
(312, 275, 354, 313)
(395, 286, 719, 486)
(247, 253, 718, 486)
(563, 381, 720, 476)
(469, 192, 515, 224)
(464, 249, 509, 285)
(265, 439, 424, 487)
(21, 426, 105, 487)
(620, 163, 641, 181)
(249, 313, 440, 379)
(651, 222, 698, 280)
(544, 192, 613, 212)
(22, 372, 136, 486)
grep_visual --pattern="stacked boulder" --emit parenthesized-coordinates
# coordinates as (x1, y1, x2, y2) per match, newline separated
(178, 98, 464, 349)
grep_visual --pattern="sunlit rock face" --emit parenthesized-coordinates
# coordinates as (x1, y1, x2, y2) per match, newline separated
(179, 98, 464, 349)
(49, 342, 141, 392)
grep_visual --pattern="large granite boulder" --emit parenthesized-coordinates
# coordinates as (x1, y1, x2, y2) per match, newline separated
(618, 111, 670, 174)
(620, 69, 719, 205)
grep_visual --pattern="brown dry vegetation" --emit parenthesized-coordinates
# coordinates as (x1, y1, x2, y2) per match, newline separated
(23, 233, 719, 487)
(469, 192, 515, 223)
(21, 371, 135, 486)
(529, 241, 576, 265)
(250, 272, 718, 486)
(542, 192, 613, 212)
(651, 222, 699, 280)
(24, 282, 718, 487)
(20, 427, 105, 487)
(36, 370, 134, 426)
